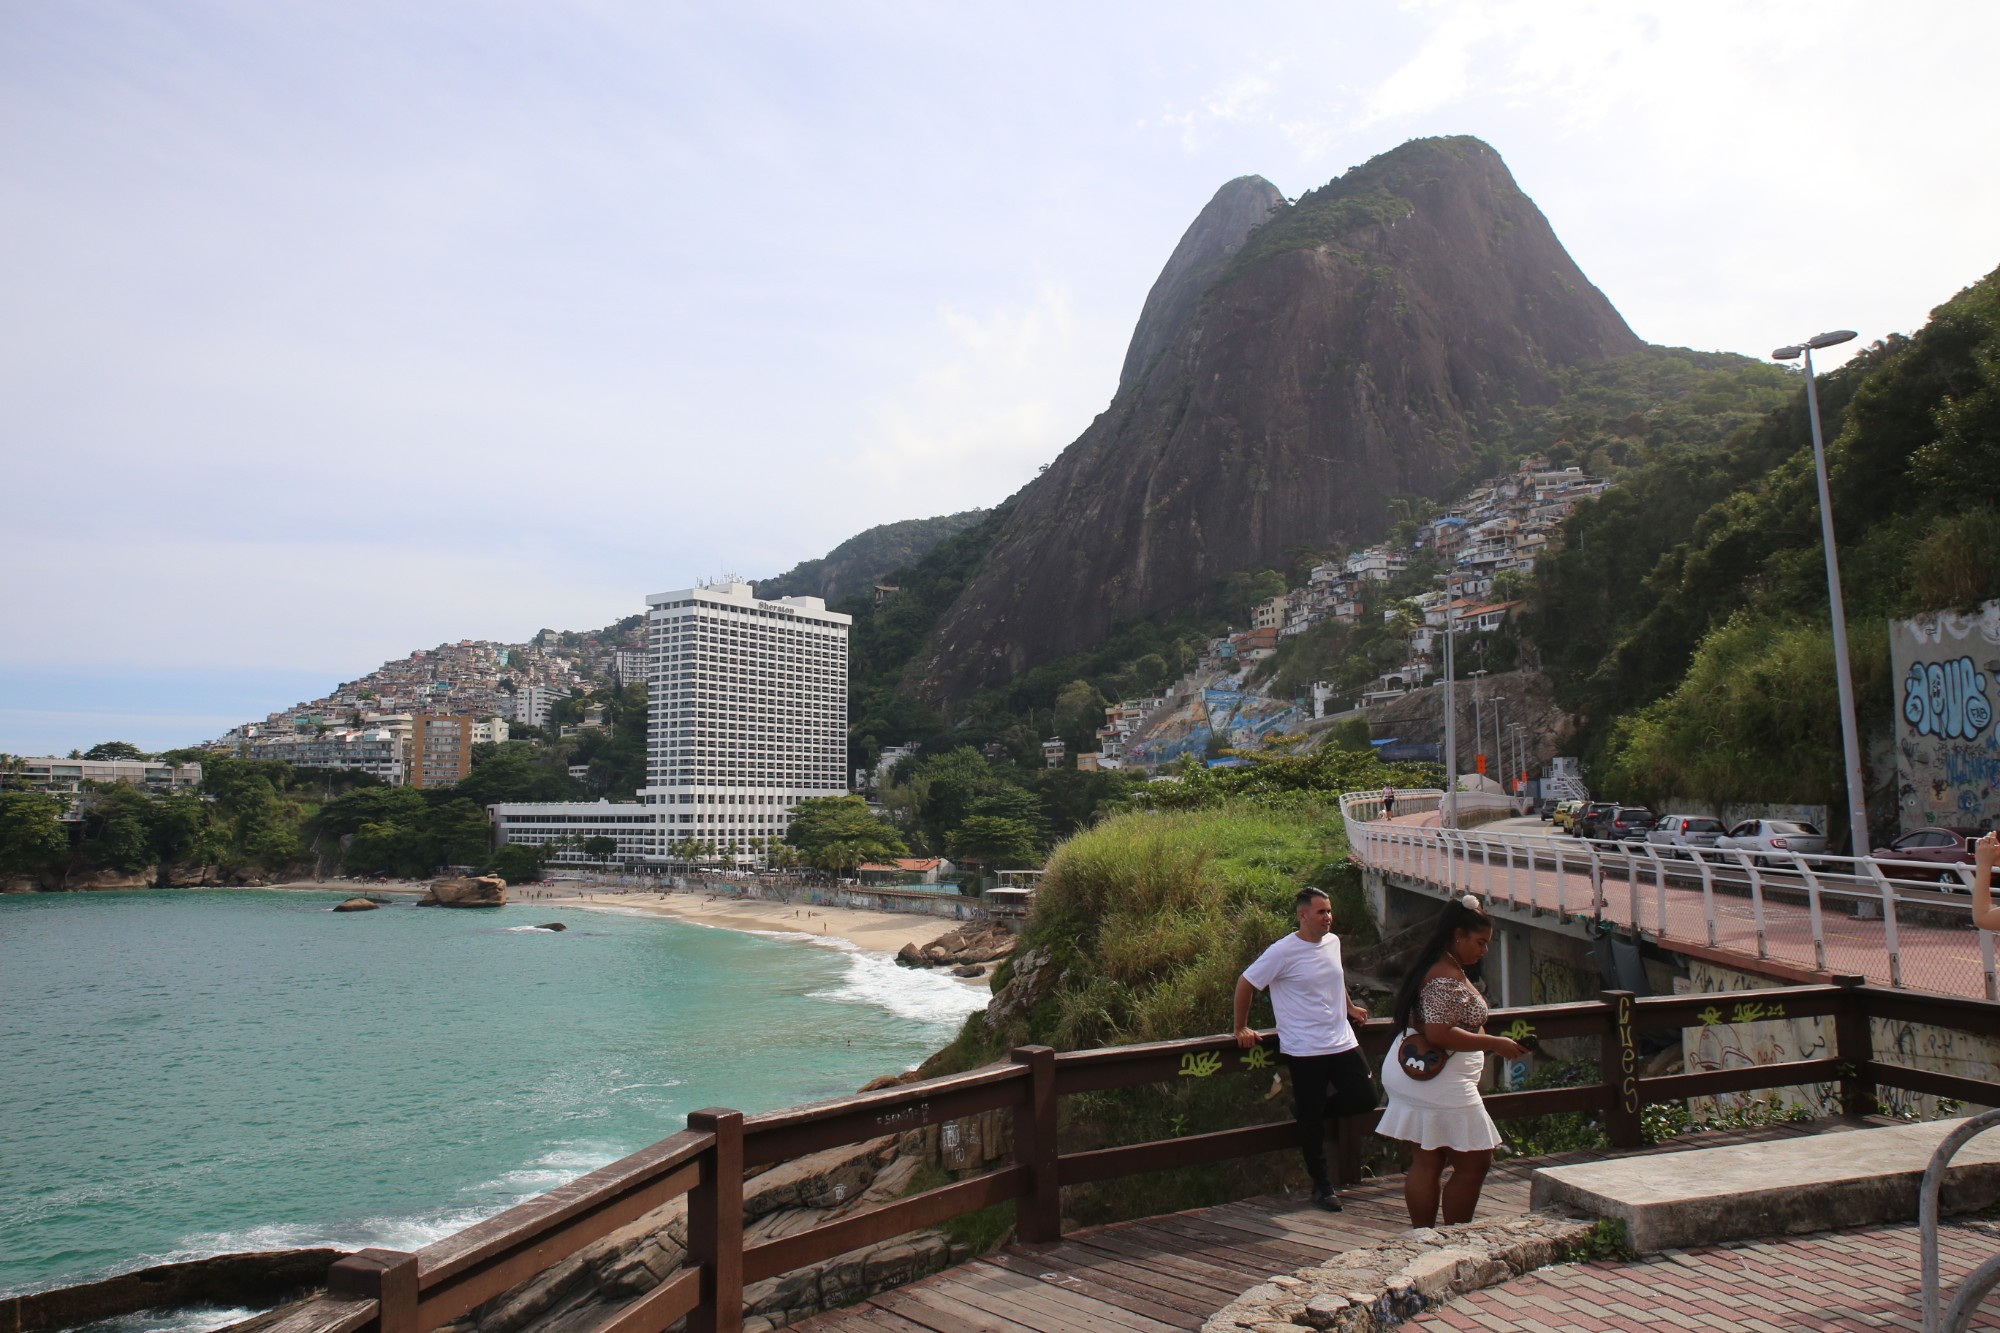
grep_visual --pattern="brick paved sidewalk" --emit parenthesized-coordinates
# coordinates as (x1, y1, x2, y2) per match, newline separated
(1410, 1218, 2000, 1331)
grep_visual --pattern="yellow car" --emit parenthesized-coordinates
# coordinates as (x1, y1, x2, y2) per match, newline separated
(1552, 799, 1586, 833)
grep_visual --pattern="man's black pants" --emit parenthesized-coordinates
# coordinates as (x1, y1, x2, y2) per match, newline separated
(1285, 1048, 1377, 1190)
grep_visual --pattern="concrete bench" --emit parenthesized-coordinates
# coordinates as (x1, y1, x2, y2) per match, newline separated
(1529, 1118, 2000, 1253)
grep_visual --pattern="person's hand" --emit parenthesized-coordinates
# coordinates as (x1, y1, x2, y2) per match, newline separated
(1493, 1037, 1529, 1060)
(1977, 832, 1999, 871)
(1348, 1002, 1370, 1026)
(1235, 1026, 1260, 1050)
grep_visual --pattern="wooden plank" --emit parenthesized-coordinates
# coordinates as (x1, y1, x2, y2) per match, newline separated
(797, 1304, 936, 1333)
(981, 1249, 1209, 1326)
(1126, 1214, 1329, 1269)
(742, 1167, 1026, 1283)
(1641, 1058, 1844, 1104)
(1057, 1121, 1296, 1185)
(742, 1068, 1026, 1168)
(1054, 1234, 1254, 1297)
(1866, 1061, 2000, 1107)
(869, 1284, 1049, 1333)
(927, 1265, 1179, 1333)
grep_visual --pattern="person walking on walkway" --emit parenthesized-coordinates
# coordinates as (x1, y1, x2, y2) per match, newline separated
(1382, 785, 1397, 818)
(1234, 887, 1376, 1211)
(1378, 894, 1526, 1227)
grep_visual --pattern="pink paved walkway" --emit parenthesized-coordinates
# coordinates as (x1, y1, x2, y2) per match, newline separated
(1364, 817, 1994, 1000)
(1410, 1217, 2000, 1330)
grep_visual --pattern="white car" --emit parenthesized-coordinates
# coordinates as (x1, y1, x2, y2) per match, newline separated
(1647, 814, 1725, 856)
(1714, 818, 1829, 868)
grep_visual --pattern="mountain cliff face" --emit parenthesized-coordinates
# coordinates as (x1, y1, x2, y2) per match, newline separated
(1118, 175, 1286, 393)
(907, 136, 1642, 704)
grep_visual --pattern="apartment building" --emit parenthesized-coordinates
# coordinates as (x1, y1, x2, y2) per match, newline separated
(248, 729, 403, 784)
(490, 579, 851, 869)
(8, 756, 203, 795)
(408, 715, 473, 789)
(511, 685, 563, 729)
(642, 579, 850, 859)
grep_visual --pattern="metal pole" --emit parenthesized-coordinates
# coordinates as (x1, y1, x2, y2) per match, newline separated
(1444, 587, 1458, 827)
(1803, 346, 1872, 856)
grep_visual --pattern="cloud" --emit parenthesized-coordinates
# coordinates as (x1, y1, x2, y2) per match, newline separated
(842, 282, 1122, 515)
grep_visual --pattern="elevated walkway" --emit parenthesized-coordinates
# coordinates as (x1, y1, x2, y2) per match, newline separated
(789, 1121, 1849, 1332)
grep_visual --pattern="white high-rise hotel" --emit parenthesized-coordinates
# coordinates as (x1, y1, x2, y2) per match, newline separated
(488, 580, 849, 866)
(642, 580, 849, 849)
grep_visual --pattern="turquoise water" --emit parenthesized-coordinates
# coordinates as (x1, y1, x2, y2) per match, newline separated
(0, 891, 987, 1299)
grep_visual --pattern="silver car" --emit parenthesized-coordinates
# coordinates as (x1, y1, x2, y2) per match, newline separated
(1714, 818, 1829, 867)
(1647, 814, 1725, 857)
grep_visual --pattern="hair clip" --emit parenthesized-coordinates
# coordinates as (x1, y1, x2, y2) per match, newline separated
(1460, 893, 1481, 911)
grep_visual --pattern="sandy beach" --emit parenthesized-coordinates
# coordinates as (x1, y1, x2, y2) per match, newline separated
(270, 878, 986, 983)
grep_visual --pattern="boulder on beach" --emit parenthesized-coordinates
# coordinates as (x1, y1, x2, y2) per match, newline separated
(895, 942, 926, 968)
(535, 921, 567, 932)
(417, 875, 507, 908)
(897, 920, 1017, 968)
(332, 897, 380, 913)
(951, 964, 985, 978)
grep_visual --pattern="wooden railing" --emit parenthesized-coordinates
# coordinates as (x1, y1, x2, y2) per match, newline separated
(266, 980, 1999, 1333)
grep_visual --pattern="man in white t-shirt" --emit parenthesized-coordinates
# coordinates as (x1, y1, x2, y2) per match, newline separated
(1234, 886, 1376, 1210)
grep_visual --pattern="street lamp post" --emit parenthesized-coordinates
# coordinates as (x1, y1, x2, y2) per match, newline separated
(1773, 329, 1868, 854)
(1443, 582, 1460, 827)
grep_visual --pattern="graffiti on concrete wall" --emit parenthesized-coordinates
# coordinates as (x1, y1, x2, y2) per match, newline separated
(1890, 600, 2000, 831)
(1680, 962, 2000, 1120)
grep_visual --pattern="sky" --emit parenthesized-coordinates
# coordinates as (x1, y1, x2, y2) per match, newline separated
(4, 0, 1998, 754)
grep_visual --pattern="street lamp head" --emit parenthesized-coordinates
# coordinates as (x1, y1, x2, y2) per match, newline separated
(1808, 330, 1858, 350)
(1772, 345, 1806, 361)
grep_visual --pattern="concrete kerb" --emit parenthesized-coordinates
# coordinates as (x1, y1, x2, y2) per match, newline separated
(1530, 1115, 2000, 1255)
(1199, 1212, 1599, 1332)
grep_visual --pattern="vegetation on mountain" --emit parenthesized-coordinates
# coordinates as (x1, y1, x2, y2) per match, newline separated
(1527, 264, 2000, 841)
(754, 510, 989, 605)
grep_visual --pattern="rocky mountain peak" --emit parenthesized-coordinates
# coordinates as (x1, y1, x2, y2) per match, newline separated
(908, 136, 1642, 705)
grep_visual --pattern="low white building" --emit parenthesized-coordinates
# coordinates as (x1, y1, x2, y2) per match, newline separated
(489, 801, 659, 865)
(248, 729, 403, 784)
(9, 756, 203, 794)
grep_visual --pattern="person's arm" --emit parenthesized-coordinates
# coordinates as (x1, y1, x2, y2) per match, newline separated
(1234, 975, 1261, 1048)
(1420, 1020, 1527, 1058)
(1974, 834, 2000, 932)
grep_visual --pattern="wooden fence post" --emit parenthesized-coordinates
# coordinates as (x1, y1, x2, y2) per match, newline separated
(1832, 974, 1876, 1118)
(687, 1108, 744, 1333)
(1599, 990, 1642, 1149)
(1011, 1045, 1061, 1245)
(327, 1248, 419, 1333)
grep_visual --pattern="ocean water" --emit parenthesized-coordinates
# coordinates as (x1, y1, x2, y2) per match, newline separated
(0, 890, 988, 1302)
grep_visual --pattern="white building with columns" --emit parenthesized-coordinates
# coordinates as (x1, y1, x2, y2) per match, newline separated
(489, 579, 849, 868)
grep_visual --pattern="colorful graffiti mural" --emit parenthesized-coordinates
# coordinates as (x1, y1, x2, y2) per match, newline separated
(1122, 679, 1309, 767)
(1891, 600, 2000, 831)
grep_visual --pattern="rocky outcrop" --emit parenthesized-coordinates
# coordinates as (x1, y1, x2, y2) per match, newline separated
(332, 897, 380, 912)
(534, 922, 567, 932)
(418, 876, 507, 908)
(908, 136, 1644, 703)
(980, 945, 1061, 1041)
(1200, 1213, 1597, 1331)
(895, 921, 1015, 970)
(7, 1248, 342, 1333)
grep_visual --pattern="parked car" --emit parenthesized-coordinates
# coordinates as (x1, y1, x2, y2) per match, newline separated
(1870, 827, 1980, 886)
(1552, 799, 1586, 833)
(1715, 818, 1829, 867)
(1574, 801, 1618, 839)
(1648, 814, 1726, 856)
(1604, 806, 1658, 841)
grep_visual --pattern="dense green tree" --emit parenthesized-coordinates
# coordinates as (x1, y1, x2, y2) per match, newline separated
(431, 798, 494, 867)
(784, 796, 908, 875)
(1052, 680, 1108, 761)
(0, 792, 68, 876)
(489, 842, 547, 884)
(451, 746, 582, 805)
(946, 815, 1039, 872)
(70, 784, 155, 874)
(316, 786, 430, 839)
(581, 835, 618, 862)
(82, 741, 147, 761)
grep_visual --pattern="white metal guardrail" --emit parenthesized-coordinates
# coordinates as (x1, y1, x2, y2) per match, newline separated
(1339, 789, 2000, 1002)
(1920, 1108, 2000, 1333)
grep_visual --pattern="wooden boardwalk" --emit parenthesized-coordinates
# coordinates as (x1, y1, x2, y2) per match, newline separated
(789, 1121, 1842, 1333)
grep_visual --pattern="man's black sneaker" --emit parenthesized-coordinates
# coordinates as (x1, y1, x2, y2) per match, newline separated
(1310, 1186, 1342, 1212)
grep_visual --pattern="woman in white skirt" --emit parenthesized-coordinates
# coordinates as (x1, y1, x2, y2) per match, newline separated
(1378, 894, 1526, 1226)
